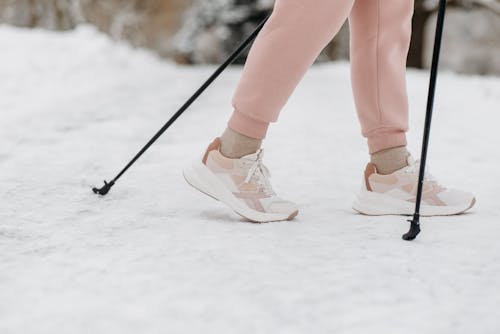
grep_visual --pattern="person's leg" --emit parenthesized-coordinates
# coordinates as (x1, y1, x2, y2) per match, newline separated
(221, 0, 356, 158)
(349, 1, 476, 216)
(186, 0, 357, 222)
(349, 0, 413, 174)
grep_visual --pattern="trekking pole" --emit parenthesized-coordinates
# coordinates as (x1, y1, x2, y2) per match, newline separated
(403, 0, 447, 241)
(92, 16, 270, 196)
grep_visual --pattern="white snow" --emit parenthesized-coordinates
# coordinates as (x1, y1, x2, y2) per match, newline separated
(1, 25, 500, 334)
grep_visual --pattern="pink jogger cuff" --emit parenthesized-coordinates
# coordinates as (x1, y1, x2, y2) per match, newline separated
(228, 110, 270, 139)
(367, 130, 408, 154)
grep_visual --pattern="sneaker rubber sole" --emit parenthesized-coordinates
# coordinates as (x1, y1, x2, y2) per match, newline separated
(352, 189, 476, 216)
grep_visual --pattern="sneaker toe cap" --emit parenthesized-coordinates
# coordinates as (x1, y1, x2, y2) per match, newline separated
(437, 189, 475, 208)
(265, 199, 299, 215)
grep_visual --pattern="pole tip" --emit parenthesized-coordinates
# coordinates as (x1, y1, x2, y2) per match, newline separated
(402, 216, 421, 241)
(92, 180, 115, 196)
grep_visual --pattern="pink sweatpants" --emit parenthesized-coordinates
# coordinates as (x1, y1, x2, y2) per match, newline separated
(228, 0, 414, 154)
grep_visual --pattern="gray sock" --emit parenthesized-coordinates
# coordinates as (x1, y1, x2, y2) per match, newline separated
(370, 146, 409, 175)
(220, 127, 262, 159)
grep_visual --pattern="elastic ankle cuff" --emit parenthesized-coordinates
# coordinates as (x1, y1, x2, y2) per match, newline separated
(228, 110, 269, 140)
(368, 131, 407, 154)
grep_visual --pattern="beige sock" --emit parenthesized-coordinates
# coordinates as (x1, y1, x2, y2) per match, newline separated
(370, 146, 409, 175)
(220, 127, 262, 159)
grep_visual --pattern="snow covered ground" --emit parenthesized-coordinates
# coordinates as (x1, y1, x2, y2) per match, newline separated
(1, 25, 500, 334)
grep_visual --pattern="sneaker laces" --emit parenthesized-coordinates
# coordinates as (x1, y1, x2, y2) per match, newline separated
(243, 150, 275, 196)
(404, 159, 439, 184)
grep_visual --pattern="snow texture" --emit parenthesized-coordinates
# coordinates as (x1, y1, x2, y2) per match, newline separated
(1, 25, 500, 334)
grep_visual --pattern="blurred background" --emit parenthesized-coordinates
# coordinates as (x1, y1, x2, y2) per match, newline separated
(0, 0, 499, 75)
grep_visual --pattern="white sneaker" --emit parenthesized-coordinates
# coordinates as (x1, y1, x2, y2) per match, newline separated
(183, 138, 299, 223)
(352, 156, 476, 216)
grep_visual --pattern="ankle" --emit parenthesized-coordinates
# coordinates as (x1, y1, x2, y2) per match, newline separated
(220, 127, 262, 159)
(370, 146, 409, 175)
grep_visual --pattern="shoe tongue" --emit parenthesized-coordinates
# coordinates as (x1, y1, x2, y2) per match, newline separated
(242, 149, 263, 161)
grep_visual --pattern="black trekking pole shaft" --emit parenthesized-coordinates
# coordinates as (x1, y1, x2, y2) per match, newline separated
(403, 0, 447, 241)
(93, 16, 270, 196)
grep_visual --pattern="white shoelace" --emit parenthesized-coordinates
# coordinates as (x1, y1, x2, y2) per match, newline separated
(404, 159, 438, 183)
(243, 150, 275, 196)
